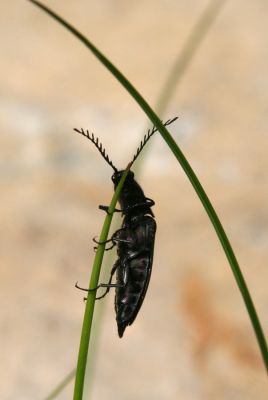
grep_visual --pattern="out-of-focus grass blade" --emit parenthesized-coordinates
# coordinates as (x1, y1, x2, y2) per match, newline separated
(43, 368, 76, 400)
(155, 0, 225, 116)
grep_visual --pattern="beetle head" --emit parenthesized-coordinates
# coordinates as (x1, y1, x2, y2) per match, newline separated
(112, 170, 134, 187)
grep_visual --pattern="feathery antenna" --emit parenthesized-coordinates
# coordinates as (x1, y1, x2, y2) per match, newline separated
(75, 117, 178, 170)
(131, 117, 178, 164)
(74, 128, 118, 172)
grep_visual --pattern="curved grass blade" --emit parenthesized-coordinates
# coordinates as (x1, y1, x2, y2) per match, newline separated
(26, 0, 268, 376)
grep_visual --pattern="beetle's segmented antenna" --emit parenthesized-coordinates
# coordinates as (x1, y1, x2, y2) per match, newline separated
(74, 128, 118, 172)
(132, 117, 178, 164)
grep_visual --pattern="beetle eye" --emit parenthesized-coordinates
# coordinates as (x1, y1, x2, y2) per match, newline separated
(112, 172, 118, 181)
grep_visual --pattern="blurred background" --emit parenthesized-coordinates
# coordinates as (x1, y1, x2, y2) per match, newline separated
(1, 1, 268, 399)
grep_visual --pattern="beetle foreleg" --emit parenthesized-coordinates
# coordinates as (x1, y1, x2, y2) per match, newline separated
(99, 205, 122, 214)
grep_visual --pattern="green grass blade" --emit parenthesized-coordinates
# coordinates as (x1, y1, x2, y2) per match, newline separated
(73, 166, 130, 400)
(26, 0, 268, 374)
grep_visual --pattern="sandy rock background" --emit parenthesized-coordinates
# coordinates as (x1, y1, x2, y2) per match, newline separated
(1, 1, 268, 399)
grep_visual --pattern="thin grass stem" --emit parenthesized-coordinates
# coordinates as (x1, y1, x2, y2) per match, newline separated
(73, 166, 130, 399)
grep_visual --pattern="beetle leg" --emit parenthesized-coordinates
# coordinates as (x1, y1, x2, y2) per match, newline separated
(95, 262, 119, 299)
(99, 205, 122, 214)
(95, 282, 125, 300)
(93, 227, 131, 251)
(122, 262, 130, 285)
(75, 262, 125, 301)
(93, 236, 117, 251)
(145, 197, 155, 207)
(76, 281, 123, 296)
(116, 238, 131, 243)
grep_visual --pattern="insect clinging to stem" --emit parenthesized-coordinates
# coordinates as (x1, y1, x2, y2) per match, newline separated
(74, 117, 178, 337)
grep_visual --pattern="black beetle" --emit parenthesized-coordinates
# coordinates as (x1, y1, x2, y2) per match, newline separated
(74, 117, 177, 337)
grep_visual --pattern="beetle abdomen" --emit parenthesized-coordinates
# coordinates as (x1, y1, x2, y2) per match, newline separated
(115, 216, 156, 337)
(115, 255, 152, 337)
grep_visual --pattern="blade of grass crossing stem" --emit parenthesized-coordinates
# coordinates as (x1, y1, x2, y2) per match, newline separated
(43, 368, 76, 400)
(73, 166, 130, 400)
(26, 0, 268, 375)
